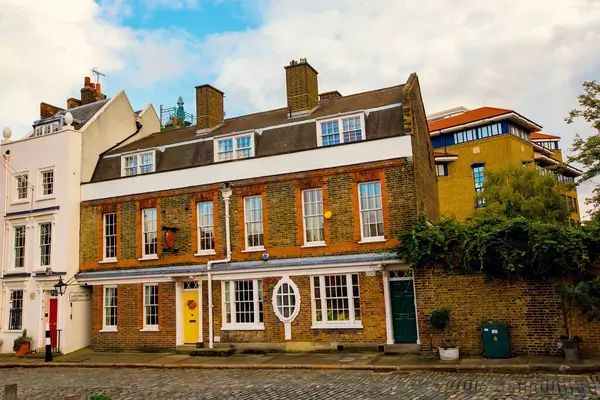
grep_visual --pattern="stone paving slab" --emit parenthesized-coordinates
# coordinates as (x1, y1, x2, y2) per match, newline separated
(1, 367, 600, 399)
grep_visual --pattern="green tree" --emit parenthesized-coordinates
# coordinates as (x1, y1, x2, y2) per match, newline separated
(475, 165, 568, 223)
(566, 80, 600, 217)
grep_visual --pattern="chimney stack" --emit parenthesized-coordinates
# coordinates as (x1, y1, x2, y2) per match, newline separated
(285, 58, 319, 115)
(80, 76, 107, 105)
(40, 102, 64, 119)
(67, 97, 81, 109)
(319, 90, 342, 102)
(195, 84, 224, 130)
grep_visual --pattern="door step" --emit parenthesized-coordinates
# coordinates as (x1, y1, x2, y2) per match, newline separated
(384, 343, 420, 355)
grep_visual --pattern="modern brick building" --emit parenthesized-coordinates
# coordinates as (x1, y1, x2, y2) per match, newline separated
(77, 59, 438, 352)
(428, 106, 581, 222)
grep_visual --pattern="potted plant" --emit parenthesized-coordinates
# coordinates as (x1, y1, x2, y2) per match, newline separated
(429, 307, 459, 361)
(13, 329, 33, 357)
(555, 281, 590, 361)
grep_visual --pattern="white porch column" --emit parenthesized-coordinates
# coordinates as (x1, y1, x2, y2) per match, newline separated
(175, 281, 183, 346)
(382, 271, 394, 345)
(198, 279, 203, 343)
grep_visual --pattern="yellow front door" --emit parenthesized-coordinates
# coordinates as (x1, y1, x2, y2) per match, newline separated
(183, 291, 199, 344)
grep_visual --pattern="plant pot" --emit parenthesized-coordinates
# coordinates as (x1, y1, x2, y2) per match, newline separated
(561, 338, 581, 361)
(439, 347, 460, 361)
(15, 342, 30, 357)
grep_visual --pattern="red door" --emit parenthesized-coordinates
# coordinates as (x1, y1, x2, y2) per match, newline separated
(49, 298, 58, 348)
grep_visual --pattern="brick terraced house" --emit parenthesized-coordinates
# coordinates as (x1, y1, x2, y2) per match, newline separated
(77, 59, 439, 352)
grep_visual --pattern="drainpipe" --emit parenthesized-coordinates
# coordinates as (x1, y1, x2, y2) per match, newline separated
(207, 184, 232, 349)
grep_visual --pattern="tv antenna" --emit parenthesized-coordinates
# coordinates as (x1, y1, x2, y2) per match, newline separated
(91, 67, 106, 85)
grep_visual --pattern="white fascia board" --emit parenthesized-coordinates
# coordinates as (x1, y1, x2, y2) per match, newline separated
(82, 135, 413, 201)
(434, 156, 458, 163)
(78, 91, 123, 132)
(429, 112, 541, 137)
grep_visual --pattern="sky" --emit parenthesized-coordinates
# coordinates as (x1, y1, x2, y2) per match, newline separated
(0, 0, 599, 215)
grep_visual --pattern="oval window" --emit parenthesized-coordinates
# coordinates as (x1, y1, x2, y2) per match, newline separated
(272, 279, 300, 322)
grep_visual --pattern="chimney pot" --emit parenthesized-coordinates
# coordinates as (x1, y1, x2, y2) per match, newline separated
(84, 76, 91, 87)
(285, 59, 319, 115)
(195, 84, 224, 130)
(96, 83, 101, 93)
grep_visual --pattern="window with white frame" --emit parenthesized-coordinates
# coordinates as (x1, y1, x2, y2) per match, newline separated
(122, 151, 155, 176)
(312, 274, 361, 327)
(39, 169, 54, 197)
(34, 121, 60, 137)
(8, 289, 23, 330)
(215, 133, 254, 162)
(143, 284, 159, 329)
(197, 202, 215, 253)
(103, 213, 117, 260)
(358, 182, 384, 240)
(39, 222, 52, 266)
(302, 189, 324, 244)
(16, 174, 28, 200)
(103, 286, 118, 330)
(318, 114, 365, 147)
(223, 280, 264, 329)
(435, 164, 448, 177)
(244, 196, 264, 250)
(142, 208, 157, 257)
(13, 226, 26, 269)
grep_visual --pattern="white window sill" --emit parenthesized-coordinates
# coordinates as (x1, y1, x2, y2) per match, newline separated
(36, 195, 56, 202)
(7, 268, 26, 274)
(99, 328, 118, 333)
(138, 255, 159, 261)
(33, 266, 52, 273)
(301, 242, 327, 248)
(11, 199, 30, 205)
(311, 323, 364, 330)
(357, 237, 386, 244)
(241, 246, 265, 253)
(221, 324, 265, 331)
(99, 259, 118, 264)
(194, 250, 216, 257)
(140, 327, 160, 332)
(4, 330, 24, 334)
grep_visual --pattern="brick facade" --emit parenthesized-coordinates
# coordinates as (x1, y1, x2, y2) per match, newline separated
(414, 265, 600, 356)
(195, 84, 224, 129)
(285, 60, 319, 114)
(92, 283, 176, 351)
(80, 159, 418, 272)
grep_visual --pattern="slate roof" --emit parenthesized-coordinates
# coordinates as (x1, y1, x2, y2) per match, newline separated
(91, 83, 409, 182)
(35, 99, 109, 130)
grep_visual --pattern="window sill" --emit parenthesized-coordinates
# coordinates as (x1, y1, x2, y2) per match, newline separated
(241, 247, 265, 253)
(6, 268, 26, 274)
(301, 242, 327, 248)
(99, 259, 118, 264)
(4, 330, 24, 334)
(10, 199, 30, 205)
(194, 250, 216, 257)
(138, 255, 159, 261)
(140, 327, 160, 332)
(221, 324, 265, 331)
(357, 237, 386, 244)
(36, 195, 56, 202)
(99, 328, 118, 333)
(311, 323, 364, 330)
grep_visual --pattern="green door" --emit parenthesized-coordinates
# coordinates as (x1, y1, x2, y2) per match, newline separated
(390, 280, 418, 343)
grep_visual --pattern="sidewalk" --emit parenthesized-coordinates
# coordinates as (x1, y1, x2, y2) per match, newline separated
(0, 348, 598, 374)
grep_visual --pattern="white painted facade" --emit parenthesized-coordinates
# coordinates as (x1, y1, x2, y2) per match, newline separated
(0, 92, 159, 354)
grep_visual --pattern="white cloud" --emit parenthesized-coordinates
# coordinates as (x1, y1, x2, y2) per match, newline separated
(196, 0, 600, 216)
(0, 0, 200, 137)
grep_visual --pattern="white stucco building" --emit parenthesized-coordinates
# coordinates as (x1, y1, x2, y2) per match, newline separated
(0, 78, 159, 354)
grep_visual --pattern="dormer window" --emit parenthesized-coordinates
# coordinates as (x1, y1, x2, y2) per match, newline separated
(33, 121, 61, 137)
(317, 114, 366, 147)
(121, 151, 155, 176)
(214, 132, 255, 162)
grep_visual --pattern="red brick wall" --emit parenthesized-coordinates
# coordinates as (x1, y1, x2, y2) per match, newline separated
(92, 283, 176, 351)
(414, 265, 600, 356)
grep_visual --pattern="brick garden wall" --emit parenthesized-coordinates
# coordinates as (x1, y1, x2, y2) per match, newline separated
(92, 283, 176, 351)
(414, 265, 600, 356)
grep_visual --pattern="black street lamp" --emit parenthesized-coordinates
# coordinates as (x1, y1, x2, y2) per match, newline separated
(54, 277, 67, 296)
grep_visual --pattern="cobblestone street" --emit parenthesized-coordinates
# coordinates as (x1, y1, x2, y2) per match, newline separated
(0, 367, 599, 399)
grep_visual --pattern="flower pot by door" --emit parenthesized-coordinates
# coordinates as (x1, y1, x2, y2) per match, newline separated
(16, 342, 30, 357)
(561, 338, 581, 361)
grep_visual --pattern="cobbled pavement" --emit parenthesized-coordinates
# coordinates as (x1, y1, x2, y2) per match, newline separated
(1, 367, 599, 399)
